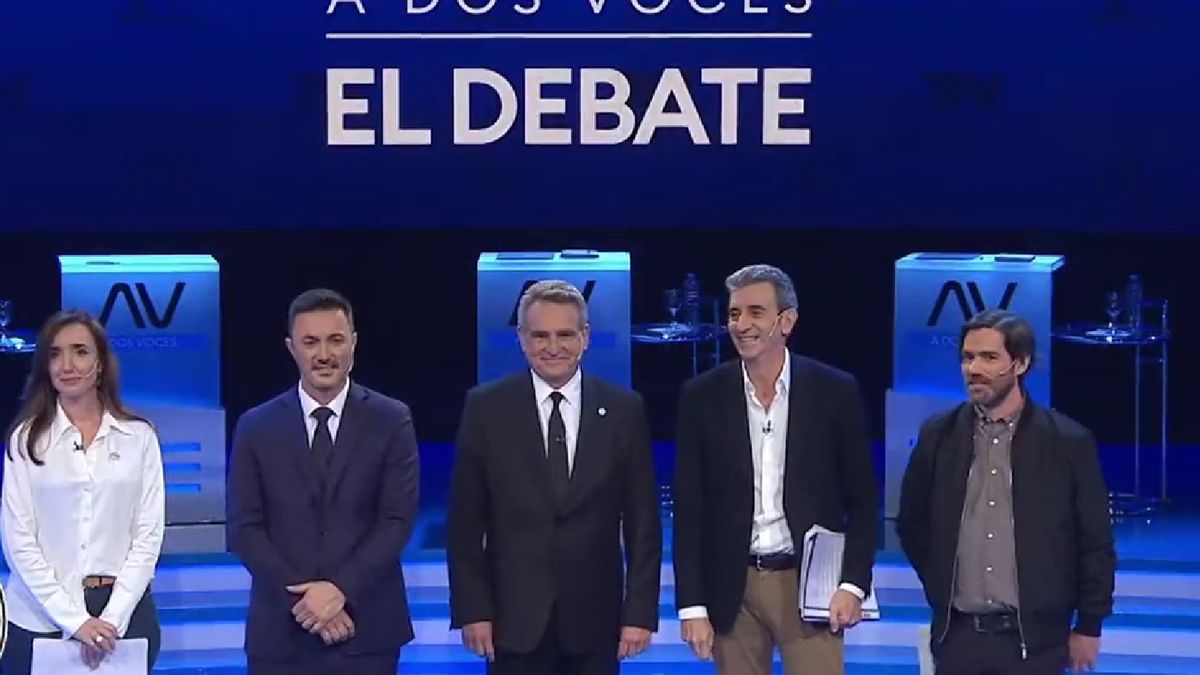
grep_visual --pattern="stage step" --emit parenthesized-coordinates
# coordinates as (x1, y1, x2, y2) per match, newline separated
(139, 554, 1200, 600)
(149, 645, 1200, 674)
(7, 555, 1200, 671)
(150, 586, 1200, 632)
(102, 558, 1200, 661)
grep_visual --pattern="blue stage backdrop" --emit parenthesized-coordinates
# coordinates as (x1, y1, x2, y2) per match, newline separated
(0, 0, 1196, 232)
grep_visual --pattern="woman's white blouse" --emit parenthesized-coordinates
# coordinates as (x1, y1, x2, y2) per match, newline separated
(1, 402, 165, 637)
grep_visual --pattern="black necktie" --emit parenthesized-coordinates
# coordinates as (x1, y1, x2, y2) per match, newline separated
(311, 407, 335, 488)
(547, 392, 570, 505)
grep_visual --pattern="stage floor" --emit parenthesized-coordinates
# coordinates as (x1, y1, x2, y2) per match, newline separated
(4, 509, 1199, 674)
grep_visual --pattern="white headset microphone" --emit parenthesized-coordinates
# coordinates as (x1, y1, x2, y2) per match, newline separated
(977, 360, 1020, 378)
(740, 313, 784, 344)
(754, 314, 788, 436)
(967, 361, 1024, 405)
(69, 361, 101, 452)
(80, 360, 100, 379)
(764, 314, 783, 340)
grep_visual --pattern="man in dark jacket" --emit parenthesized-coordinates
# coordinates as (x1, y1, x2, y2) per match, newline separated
(447, 280, 661, 675)
(897, 309, 1116, 675)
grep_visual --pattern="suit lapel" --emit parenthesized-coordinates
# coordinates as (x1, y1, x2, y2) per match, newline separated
(564, 375, 608, 512)
(725, 363, 754, 483)
(514, 373, 556, 509)
(785, 354, 815, 475)
(324, 383, 367, 502)
(281, 390, 320, 497)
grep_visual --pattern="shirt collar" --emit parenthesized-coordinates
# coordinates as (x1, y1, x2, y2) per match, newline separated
(742, 350, 791, 400)
(48, 399, 136, 446)
(298, 378, 351, 420)
(531, 367, 583, 409)
(974, 401, 1022, 426)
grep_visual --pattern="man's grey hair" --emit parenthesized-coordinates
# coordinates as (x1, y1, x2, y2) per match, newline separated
(517, 279, 589, 328)
(725, 264, 799, 312)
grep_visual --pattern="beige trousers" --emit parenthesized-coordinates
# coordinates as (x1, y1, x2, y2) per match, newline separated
(713, 567, 844, 675)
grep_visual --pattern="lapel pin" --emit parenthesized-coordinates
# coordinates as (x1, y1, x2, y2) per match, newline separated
(597, 407, 607, 417)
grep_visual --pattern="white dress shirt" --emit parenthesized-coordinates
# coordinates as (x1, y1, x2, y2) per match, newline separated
(531, 368, 582, 474)
(678, 352, 863, 621)
(746, 350, 794, 556)
(298, 378, 351, 445)
(1, 401, 166, 638)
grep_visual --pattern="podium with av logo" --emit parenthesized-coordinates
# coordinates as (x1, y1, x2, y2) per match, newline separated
(60, 255, 226, 553)
(884, 253, 1064, 518)
(476, 251, 631, 387)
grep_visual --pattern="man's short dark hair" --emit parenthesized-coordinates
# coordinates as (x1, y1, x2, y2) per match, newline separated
(960, 309, 1035, 378)
(288, 288, 354, 333)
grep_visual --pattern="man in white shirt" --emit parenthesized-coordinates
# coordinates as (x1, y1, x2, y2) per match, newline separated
(673, 264, 879, 675)
(447, 280, 662, 675)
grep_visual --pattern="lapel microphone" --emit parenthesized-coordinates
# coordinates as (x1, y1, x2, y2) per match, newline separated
(73, 441, 84, 452)
(762, 420, 773, 435)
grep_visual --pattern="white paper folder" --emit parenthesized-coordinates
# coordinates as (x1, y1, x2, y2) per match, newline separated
(31, 637, 148, 675)
(799, 525, 881, 622)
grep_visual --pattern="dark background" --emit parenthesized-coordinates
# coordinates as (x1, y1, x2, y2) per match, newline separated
(1, 0, 1197, 233)
(0, 226, 1192, 507)
(1, 0, 1196, 509)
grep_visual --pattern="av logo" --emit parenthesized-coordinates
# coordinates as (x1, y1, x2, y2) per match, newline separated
(926, 281, 1016, 326)
(507, 280, 596, 326)
(98, 282, 186, 329)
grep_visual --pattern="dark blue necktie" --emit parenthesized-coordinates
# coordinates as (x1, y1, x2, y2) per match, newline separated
(311, 407, 335, 488)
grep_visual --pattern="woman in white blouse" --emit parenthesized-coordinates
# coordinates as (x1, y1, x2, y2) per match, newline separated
(0, 310, 165, 673)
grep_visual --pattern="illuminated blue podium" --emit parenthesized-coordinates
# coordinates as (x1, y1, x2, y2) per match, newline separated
(884, 253, 1064, 517)
(60, 255, 226, 552)
(477, 251, 631, 387)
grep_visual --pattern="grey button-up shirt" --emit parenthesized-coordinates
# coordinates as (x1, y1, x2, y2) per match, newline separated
(954, 406, 1021, 613)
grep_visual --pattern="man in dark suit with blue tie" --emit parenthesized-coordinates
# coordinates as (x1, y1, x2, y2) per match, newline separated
(227, 288, 420, 675)
(447, 280, 662, 675)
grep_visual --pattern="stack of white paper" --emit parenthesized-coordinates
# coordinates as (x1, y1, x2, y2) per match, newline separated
(31, 638, 148, 675)
(798, 525, 881, 622)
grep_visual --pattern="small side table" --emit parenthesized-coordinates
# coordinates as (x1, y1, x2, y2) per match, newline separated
(1053, 300, 1170, 516)
(0, 330, 37, 466)
(0, 329, 36, 355)
(631, 322, 726, 376)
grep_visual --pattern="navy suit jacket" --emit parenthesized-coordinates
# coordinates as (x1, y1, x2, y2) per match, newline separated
(227, 382, 419, 660)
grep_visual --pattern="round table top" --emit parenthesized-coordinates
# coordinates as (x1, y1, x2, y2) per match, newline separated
(631, 322, 727, 344)
(0, 330, 36, 355)
(1053, 322, 1168, 347)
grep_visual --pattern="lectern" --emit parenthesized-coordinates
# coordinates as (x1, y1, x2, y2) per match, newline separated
(476, 251, 631, 387)
(884, 252, 1064, 517)
(60, 254, 226, 552)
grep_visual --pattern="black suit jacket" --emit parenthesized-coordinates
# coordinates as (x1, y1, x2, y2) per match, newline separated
(446, 370, 662, 654)
(672, 353, 878, 634)
(227, 383, 420, 660)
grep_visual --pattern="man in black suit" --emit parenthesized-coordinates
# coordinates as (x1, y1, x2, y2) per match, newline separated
(897, 310, 1115, 674)
(447, 279, 662, 675)
(673, 264, 878, 675)
(227, 288, 420, 675)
